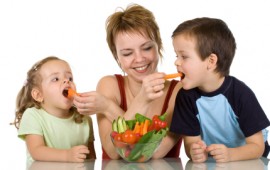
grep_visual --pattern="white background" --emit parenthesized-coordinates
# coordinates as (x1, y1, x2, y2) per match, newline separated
(1, 0, 269, 169)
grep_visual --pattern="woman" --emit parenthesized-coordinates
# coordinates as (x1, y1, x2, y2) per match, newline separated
(74, 4, 182, 159)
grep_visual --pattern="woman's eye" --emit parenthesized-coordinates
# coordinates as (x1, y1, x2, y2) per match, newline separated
(122, 52, 132, 57)
(143, 46, 152, 51)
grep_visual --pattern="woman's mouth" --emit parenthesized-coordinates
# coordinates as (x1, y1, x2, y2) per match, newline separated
(134, 65, 148, 71)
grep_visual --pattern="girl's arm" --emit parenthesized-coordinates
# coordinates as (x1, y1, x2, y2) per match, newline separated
(25, 135, 89, 162)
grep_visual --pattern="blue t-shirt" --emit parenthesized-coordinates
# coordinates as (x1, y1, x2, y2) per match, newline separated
(170, 76, 269, 149)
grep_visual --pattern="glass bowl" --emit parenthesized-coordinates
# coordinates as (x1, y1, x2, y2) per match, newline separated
(110, 132, 162, 162)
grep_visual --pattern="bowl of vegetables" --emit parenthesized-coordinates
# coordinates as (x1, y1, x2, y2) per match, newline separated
(110, 113, 168, 162)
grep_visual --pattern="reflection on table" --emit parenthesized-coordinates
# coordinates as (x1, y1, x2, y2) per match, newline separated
(102, 158, 184, 170)
(185, 157, 269, 170)
(27, 157, 269, 170)
(28, 159, 95, 170)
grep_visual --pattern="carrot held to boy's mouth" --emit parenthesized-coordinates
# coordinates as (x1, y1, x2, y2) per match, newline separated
(164, 72, 184, 80)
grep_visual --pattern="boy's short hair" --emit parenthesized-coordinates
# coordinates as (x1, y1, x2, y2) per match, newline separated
(172, 17, 236, 76)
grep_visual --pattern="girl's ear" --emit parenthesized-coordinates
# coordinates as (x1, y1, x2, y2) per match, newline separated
(207, 53, 218, 70)
(31, 88, 43, 103)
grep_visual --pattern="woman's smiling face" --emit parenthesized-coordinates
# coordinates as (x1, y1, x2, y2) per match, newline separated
(115, 31, 159, 81)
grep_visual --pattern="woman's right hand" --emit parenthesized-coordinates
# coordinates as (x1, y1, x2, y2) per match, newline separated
(137, 72, 166, 102)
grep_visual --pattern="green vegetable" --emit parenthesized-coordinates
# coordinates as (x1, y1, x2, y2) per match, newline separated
(127, 128, 168, 161)
(158, 112, 167, 121)
(125, 119, 136, 130)
(135, 113, 151, 123)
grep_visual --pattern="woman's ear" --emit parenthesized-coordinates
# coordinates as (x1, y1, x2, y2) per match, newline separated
(207, 53, 218, 70)
(31, 88, 43, 103)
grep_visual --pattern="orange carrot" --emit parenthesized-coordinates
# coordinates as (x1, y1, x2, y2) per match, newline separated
(142, 119, 150, 135)
(133, 122, 141, 134)
(68, 88, 78, 98)
(164, 73, 183, 80)
(140, 122, 145, 135)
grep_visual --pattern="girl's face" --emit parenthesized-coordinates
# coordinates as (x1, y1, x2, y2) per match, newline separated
(173, 34, 209, 90)
(115, 31, 159, 82)
(38, 60, 76, 116)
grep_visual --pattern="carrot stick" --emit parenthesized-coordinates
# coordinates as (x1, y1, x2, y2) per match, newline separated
(164, 73, 183, 80)
(133, 122, 141, 134)
(68, 88, 78, 98)
(140, 122, 145, 135)
(142, 119, 150, 135)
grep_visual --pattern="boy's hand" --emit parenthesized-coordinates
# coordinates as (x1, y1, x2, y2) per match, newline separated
(190, 140, 208, 163)
(67, 145, 90, 162)
(206, 144, 230, 163)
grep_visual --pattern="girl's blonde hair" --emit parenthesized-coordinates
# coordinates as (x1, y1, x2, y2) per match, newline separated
(12, 56, 83, 129)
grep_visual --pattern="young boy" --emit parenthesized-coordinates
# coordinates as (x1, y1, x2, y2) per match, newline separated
(170, 17, 270, 163)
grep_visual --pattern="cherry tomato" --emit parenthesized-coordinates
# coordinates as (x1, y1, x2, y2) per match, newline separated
(113, 133, 125, 148)
(121, 130, 137, 144)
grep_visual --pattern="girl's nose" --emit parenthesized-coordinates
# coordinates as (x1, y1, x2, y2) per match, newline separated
(63, 79, 70, 84)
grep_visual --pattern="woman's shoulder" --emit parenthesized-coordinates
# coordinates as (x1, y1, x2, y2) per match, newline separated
(97, 74, 121, 97)
(98, 74, 119, 84)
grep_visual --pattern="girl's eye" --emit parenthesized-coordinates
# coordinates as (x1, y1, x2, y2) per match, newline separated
(69, 77, 73, 82)
(52, 77, 59, 82)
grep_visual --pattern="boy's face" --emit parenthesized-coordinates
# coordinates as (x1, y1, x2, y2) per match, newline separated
(173, 34, 210, 91)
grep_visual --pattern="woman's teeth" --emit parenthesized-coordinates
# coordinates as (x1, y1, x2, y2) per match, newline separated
(135, 65, 148, 71)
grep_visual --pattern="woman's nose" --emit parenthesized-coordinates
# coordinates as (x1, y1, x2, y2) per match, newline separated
(134, 51, 145, 62)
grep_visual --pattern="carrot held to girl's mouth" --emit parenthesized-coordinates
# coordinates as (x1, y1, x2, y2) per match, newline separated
(63, 88, 78, 98)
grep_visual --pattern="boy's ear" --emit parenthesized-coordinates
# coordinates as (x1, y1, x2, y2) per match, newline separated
(207, 53, 218, 70)
(31, 88, 43, 103)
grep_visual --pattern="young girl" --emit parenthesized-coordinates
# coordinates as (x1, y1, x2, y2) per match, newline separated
(12, 56, 96, 162)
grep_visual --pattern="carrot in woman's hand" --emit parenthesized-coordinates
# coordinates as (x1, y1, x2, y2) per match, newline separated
(62, 88, 78, 98)
(164, 73, 184, 80)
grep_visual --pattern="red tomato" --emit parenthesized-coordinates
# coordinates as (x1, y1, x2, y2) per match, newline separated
(121, 130, 137, 144)
(113, 133, 125, 148)
(111, 131, 118, 138)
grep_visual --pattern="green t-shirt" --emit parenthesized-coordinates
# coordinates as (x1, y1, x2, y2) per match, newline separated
(18, 107, 94, 161)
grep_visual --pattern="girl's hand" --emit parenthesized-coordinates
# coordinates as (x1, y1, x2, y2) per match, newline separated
(73, 91, 109, 115)
(138, 72, 166, 102)
(206, 144, 230, 163)
(190, 140, 208, 163)
(67, 145, 89, 163)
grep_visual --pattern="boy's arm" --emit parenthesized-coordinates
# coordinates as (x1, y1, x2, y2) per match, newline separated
(25, 135, 89, 162)
(208, 131, 264, 162)
(184, 135, 208, 163)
